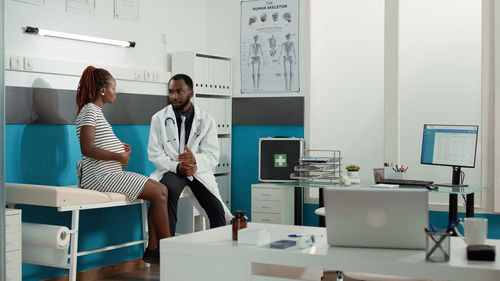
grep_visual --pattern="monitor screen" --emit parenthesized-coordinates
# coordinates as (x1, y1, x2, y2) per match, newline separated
(421, 124, 478, 168)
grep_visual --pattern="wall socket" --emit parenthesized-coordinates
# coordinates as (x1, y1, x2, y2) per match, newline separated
(135, 70, 144, 80)
(10, 56, 23, 70)
(144, 70, 153, 81)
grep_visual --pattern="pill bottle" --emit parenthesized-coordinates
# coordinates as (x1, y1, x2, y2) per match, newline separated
(232, 210, 247, 241)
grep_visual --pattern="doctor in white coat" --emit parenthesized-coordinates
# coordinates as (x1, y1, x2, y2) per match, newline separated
(148, 74, 232, 236)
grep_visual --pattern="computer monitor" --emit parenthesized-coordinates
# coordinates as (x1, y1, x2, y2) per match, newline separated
(421, 124, 478, 186)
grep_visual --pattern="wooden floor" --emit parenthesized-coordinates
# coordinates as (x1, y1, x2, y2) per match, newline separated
(94, 264, 160, 281)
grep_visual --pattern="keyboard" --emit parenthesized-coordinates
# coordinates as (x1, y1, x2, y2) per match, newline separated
(376, 179, 434, 186)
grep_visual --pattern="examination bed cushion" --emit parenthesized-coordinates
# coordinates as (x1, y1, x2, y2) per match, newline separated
(5, 183, 128, 207)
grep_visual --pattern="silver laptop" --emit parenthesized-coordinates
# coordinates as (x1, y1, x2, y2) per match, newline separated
(325, 187, 428, 250)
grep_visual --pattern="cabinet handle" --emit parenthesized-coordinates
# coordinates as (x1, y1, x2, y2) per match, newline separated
(261, 219, 271, 222)
(261, 194, 271, 196)
(261, 206, 270, 209)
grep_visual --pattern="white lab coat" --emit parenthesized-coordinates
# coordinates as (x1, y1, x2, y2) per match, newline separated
(148, 103, 233, 223)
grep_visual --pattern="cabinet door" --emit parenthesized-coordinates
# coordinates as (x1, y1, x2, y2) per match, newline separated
(209, 98, 226, 134)
(223, 60, 232, 95)
(215, 175, 230, 208)
(213, 59, 225, 95)
(195, 56, 209, 94)
(215, 138, 223, 174)
(225, 99, 232, 133)
(220, 137, 231, 173)
(208, 59, 215, 94)
(194, 97, 210, 112)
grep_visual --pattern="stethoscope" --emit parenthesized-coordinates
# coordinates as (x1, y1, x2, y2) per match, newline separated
(164, 117, 202, 143)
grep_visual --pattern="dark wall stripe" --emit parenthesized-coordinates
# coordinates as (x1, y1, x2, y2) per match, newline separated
(232, 97, 304, 126)
(6, 86, 168, 125)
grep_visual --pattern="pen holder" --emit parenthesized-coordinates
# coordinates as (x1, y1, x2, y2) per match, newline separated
(384, 167, 406, 180)
(425, 230, 451, 262)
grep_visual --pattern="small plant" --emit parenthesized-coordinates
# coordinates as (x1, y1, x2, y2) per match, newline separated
(346, 165, 360, 172)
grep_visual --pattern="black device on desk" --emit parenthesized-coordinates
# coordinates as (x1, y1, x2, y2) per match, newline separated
(376, 178, 434, 187)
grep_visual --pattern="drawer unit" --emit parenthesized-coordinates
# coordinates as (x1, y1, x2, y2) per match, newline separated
(5, 251, 21, 270)
(5, 209, 22, 281)
(251, 184, 294, 225)
(5, 231, 20, 252)
(252, 187, 282, 201)
(252, 200, 281, 214)
(6, 267, 21, 281)
(5, 214, 20, 233)
(252, 213, 282, 224)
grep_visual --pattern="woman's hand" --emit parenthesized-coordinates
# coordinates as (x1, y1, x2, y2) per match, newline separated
(122, 142, 131, 153)
(119, 152, 130, 170)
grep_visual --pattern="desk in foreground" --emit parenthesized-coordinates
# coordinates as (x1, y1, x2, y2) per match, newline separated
(160, 223, 500, 281)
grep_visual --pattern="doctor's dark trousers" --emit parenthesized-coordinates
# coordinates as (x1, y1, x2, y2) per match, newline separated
(160, 171, 226, 236)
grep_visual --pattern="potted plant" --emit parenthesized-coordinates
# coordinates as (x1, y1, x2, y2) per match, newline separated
(346, 165, 360, 178)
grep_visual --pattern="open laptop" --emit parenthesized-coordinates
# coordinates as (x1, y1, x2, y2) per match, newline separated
(324, 187, 428, 250)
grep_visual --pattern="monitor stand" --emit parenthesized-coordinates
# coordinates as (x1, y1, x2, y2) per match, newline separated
(436, 166, 468, 187)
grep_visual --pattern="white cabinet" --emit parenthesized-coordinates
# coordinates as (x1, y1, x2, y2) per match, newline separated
(215, 175, 231, 209)
(173, 51, 233, 212)
(251, 184, 294, 225)
(5, 209, 22, 281)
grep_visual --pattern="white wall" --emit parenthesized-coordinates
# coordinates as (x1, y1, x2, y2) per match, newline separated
(399, 0, 482, 206)
(5, 0, 208, 91)
(308, 0, 385, 184)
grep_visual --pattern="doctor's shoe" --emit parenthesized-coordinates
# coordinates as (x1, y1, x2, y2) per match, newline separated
(142, 247, 159, 264)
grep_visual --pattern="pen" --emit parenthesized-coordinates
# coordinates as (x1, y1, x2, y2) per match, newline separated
(446, 218, 461, 233)
(429, 222, 438, 233)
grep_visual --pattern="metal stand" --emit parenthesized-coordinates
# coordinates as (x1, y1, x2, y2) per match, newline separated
(294, 187, 303, 225)
(319, 188, 325, 227)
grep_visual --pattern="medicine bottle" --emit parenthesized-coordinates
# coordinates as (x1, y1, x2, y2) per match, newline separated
(232, 210, 247, 241)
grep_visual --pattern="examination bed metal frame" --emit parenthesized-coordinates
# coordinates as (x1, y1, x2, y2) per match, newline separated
(5, 183, 150, 281)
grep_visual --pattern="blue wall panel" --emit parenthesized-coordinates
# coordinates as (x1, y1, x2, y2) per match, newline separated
(6, 124, 151, 280)
(231, 125, 308, 220)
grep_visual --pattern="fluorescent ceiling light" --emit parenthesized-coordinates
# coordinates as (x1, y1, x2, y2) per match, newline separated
(24, 26, 135, 48)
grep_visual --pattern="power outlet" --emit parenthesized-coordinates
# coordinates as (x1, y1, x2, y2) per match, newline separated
(144, 70, 153, 81)
(24, 57, 34, 71)
(135, 70, 144, 81)
(10, 56, 23, 70)
(153, 71, 160, 81)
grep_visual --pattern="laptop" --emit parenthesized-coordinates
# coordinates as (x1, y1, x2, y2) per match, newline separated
(324, 187, 428, 250)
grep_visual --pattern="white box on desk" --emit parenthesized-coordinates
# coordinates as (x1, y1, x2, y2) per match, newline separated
(237, 228, 270, 246)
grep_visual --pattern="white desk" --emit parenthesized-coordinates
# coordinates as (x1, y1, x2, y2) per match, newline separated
(160, 223, 500, 281)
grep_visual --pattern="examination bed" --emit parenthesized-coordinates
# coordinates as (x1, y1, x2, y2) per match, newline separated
(5, 183, 150, 281)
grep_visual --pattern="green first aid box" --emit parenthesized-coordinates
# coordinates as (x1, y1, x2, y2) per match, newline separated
(259, 137, 304, 182)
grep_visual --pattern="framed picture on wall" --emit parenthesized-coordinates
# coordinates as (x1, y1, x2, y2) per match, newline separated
(114, 0, 139, 21)
(66, 0, 95, 17)
(240, 0, 300, 93)
(14, 0, 45, 6)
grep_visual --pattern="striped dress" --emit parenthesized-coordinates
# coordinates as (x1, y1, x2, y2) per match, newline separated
(75, 103, 148, 201)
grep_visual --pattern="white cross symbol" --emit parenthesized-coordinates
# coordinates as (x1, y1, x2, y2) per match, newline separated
(276, 155, 286, 166)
